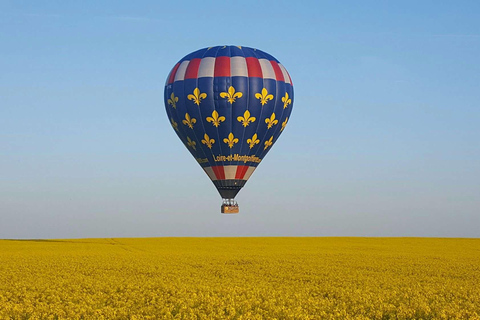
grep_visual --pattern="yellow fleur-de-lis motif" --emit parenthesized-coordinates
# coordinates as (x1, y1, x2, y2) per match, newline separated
(220, 86, 243, 104)
(170, 118, 178, 132)
(206, 110, 225, 127)
(281, 117, 288, 132)
(187, 88, 207, 106)
(255, 88, 274, 106)
(237, 110, 256, 127)
(201, 133, 215, 149)
(264, 136, 274, 150)
(247, 133, 260, 149)
(223, 132, 239, 148)
(186, 136, 196, 150)
(167, 92, 179, 109)
(282, 92, 291, 109)
(182, 113, 196, 129)
(265, 112, 278, 129)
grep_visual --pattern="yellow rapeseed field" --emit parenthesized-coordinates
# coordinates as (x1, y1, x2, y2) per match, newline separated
(0, 237, 479, 319)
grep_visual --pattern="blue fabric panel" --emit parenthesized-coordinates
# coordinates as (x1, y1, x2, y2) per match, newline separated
(239, 46, 259, 59)
(230, 46, 244, 57)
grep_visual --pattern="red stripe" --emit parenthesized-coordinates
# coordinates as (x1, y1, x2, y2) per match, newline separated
(270, 61, 285, 82)
(214, 56, 231, 77)
(245, 57, 263, 78)
(184, 58, 201, 79)
(235, 165, 249, 180)
(168, 63, 180, 84)
(211, 166, 225, 180)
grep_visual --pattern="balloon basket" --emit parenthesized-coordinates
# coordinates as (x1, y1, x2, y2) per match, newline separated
(221, 205, 239, 214)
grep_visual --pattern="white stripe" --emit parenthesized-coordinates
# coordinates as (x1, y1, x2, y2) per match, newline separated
(198, 57, 215, 78)
(259, 59, 276, 80)
(278, 64, 291, 84)
(230, 57, 248, 77)
(243, 167, 256, 180)
(174, 60, 190, 82)
(224, 166, 237, 180)
(203, 167, 217, 181)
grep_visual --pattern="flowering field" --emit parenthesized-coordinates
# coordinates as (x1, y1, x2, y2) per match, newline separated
(0, 237, 479, 319)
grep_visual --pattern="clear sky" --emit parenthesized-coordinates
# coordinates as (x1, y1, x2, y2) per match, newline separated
(1, 1, 479, 239)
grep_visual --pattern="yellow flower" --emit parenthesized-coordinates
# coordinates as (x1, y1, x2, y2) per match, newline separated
(247, 133, 260, 149)
(264, 136, 274, 150)
(237, 110, 256, 127)
(265, 113, 278, 129)
(167, 92, 178, 109)
(223, 133, 239, 148)
(187, 88, 207, 105)
(186, 136, 196, 150)
(255, 88, 274, 106)
(182, 113, 196, 129)
(281, 117, 288, 132)
(220, 86, 243, 104)
(281, 92, 291, 109)
(201, 133, 215, 149)
(170, 118, 178, 131)
(206, 110, 225, 127)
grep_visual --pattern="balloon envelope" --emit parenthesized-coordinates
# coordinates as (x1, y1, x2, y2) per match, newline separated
(164, 45, 294, 200)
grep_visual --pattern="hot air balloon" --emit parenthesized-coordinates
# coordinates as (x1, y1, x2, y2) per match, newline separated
(164, 46, 293, 213)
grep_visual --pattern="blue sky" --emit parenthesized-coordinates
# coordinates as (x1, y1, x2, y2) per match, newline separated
(1, 1, 479, 238)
